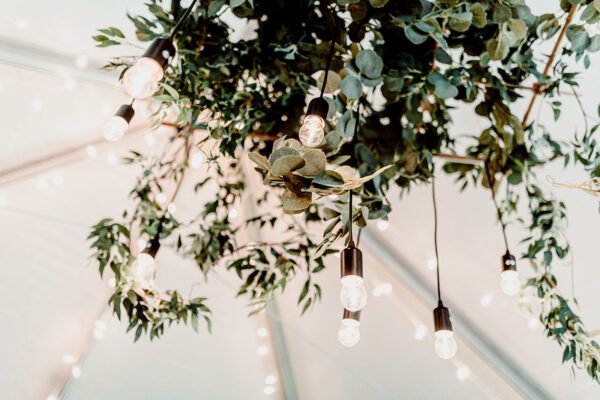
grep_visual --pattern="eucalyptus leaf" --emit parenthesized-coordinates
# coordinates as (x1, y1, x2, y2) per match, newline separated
(356, 49, 384, 79)
(404, 26, 428, 45)
(340, 75, 363, 99)
(271, 155, 305, 176)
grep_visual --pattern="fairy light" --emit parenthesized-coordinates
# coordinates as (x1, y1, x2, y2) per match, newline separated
(190, 153, 204, 168)
(71, 366, 82, 378)
(86, 145, 97, 159)
(256, 345, 268, 356)
(372, 282, 392, 297)
(265, 375, 277, 385)
(377, 220, 389, 231)
(167, 203, 177, 214)
(456, 365, 470, 381)
(156, 193, 167, 204)
(263, 386, 275, 396)
(62, 354, 75, 364)
(257, 328, 268, 337)
(480, 292, 494, 307)
(414, 324, 427, 341)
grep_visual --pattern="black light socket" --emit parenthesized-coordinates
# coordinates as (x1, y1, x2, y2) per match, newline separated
(343, 308, 361, 322)
(143, 38, 177, 71)
(143, 237, 161, 259)
(115, 104, 135, 124)
(306, 97, 329, 120)
(433, 302, 453, 332)
(502, 251, 517, 272)
(340, 243, 363, 278)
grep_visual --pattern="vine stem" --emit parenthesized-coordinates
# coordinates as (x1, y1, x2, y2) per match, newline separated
(522, 5, 577, 126)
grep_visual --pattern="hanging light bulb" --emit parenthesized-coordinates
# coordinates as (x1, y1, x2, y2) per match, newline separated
(299, 98, 328, 147)
(338, 309, 361, 347)
(131, 237, 160, 290)
(103, 104, 134, 142)
(433, 302, 457, 359)
(340, 243, 367, 312)
(122, 38, 176, 99)
(500, 251, 520, 296)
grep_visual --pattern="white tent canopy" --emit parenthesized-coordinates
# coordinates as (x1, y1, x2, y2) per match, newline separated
(2, 1, 600, 399)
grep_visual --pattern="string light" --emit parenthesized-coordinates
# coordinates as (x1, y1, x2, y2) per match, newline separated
(121, 0, 198, 99)
(257, 328, 268, 337)
(86, 145, 97, 159)
(263, 386, 275, 396)
(103, 104, 134, 142)
(265, 375, 277, 385)
(414, 324, 427, 341)
(145, 132, 156, 147)
(426, 257, 437, 270)
(156, 192, 167, 204)
(480, 292, 494, 307)
(256, 345, 268, 356)
(338, 309, 361, 347)
(339, 107, 367, 313)
(431, 177, 457, 360)
(106, 151, 118, 165)
(372, 282, 392, 297)
(62, 354, 75, 364)
(456, 365, 470, 381)
(75, 55, 88, 69)
(484, 161, 520, 296)
(71, 366, 82, 378)
(298, 18, 338, 147)
(190, 152, 204, 168)
(377, 220, 389, 231)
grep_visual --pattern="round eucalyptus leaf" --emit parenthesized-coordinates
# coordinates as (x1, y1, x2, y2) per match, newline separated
(312, 170, 345, 187)
(471, 4, 487, 28)
(404, 26, 428, 45)
(297, 149, 327, 176)
(316, 70, 342, 94)
(281, 190, 312, 213)
(269, 147, 300, 165)
(449, 12, 472, 32)
(355, 49, 384, 79)
(271, 155, 305, 176)
(368, 0, 388, 8)
(340, 75, 363, 99)
(434, 80, 458, 99)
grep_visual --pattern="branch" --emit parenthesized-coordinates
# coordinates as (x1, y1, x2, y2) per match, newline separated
(522, 5, 577, 126)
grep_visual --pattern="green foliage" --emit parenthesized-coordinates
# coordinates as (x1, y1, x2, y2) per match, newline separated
(90, 0, 600, 381)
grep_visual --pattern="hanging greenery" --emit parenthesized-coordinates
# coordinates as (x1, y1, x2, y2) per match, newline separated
(90, 0, 600, 381)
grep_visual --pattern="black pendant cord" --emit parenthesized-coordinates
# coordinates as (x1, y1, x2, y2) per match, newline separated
(319, 15, 339, 98)
(483, 160, 510, 252)
(432, 176, 443, 305)
(348, 189, 354, 245)
(347, 101, 362, 246)
(170, 0, 199, 39)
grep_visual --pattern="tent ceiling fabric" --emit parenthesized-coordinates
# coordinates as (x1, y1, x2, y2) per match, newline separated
(2, 1, 600, 399)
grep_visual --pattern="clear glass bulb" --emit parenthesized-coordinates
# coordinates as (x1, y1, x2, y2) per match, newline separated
(132, 253, 156, 290)
(340, 275, 367, 312)
(338, 319, 360, 347)
(501, 270, 520, 296)
(434, 329, 457, 359)
(103, 115, 129, 142)
(299, 114, 325, 147)
(122, 57, 164, 99)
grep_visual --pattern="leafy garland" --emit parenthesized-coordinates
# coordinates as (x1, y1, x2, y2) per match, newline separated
(90, 0, 600, 380)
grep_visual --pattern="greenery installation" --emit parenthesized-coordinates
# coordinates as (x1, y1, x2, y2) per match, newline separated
(89, 0, 600, 380)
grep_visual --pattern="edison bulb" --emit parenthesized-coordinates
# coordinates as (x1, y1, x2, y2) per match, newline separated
(500, 270, 520, 296)
(434, 329, 457, 359)
(340, 275, 367, 312)
(299, 114, 325, 147)
(103, 115, 129, 141)
(132, 253, 156, 290)
(338, 319, 360, 347)
(122, 57, 164, 99)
